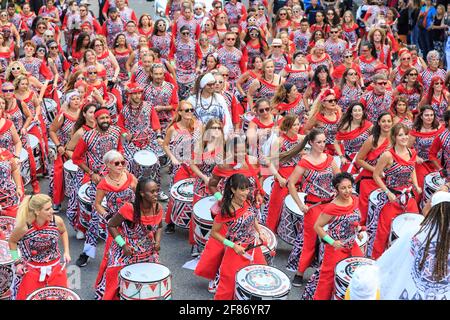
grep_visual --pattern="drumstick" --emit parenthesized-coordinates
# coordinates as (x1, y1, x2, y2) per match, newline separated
(346, 152, 359, 174)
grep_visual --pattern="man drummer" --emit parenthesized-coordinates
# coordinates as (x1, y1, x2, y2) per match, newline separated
(72, 107, 124, 267)
(117, 82, 168, 201)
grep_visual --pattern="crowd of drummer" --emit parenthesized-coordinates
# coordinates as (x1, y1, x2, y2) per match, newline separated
(0, 0, 449, 300)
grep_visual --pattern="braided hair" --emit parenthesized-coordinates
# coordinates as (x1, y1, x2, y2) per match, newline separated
(133, 177, 160, 224)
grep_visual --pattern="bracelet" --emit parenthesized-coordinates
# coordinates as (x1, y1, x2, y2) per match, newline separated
(223, 239, 235, 248)
(115, 235, 126, 247)
(383, 189, 390, 195)
(9, 249, 20, 261)
(214, 192, 223, 201)
(323, 234, 335, 245)
(121, 133, 128, 138)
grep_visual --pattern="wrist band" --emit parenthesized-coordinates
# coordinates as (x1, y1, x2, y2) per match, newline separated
(214, 192, 223, 201)
(383, 189, 390, 195)
(323, 235, 335, 245)
(10, 249, 20, 261)
(115, 235, 126, 247)
(223, 239, 235, 248)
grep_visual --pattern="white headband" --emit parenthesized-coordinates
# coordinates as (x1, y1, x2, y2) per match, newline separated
(200, 73, 216, 89)
(65, 90, 80, 104)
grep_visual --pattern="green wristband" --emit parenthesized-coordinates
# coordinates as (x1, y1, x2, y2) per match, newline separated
(323, 235, 335, 245)
(223, 239, 235, 248)
(10, 249, 20, 261)
(115, 235, 126, 247)
(214, 192, 223, 201)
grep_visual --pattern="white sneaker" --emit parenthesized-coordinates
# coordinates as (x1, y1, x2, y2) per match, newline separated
(158, 191, 169, 201)
(208, 280, 217, 294)
(76, 230, 85, 240)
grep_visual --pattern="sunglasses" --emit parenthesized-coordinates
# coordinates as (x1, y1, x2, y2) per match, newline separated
(226, 38, 236, 41)
(113, 160, 126, 166)
(408, 73, 418, 76)
(206, 82, 216, 86)
(272, 45, 281, 48)
(435, 82, 444, 85)
(258, 7, 264, 10)
(376, 81, 388, 85)
(215, 6, 222, 9)
(324, 99, 337, 104)
(222, 73, 229, 77)
(211, 126, 221, 130)
(2, 89, 13, 93)
(401, 57, 411, 60)
(258, 107, 271, 113)
(279, 13, 287, 16)
(330, 31, 339, 34)
(344, 55, 353, 58)
(347, 72, 357, 76)
(88, 71, 97, 75)
(183, 108, 194, 112)
(182, 32, 190, 35)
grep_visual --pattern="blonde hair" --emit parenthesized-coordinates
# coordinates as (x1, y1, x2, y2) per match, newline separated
(16, 195, 52, 229)
(13, 74, 28, 90)
(168, 100, 195, 133)
(5, 61, 27, 81)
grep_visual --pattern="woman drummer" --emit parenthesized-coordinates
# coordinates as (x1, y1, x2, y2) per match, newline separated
(0, 147, 22, 217)
(195, 135, 263, 293)
(333, 102, 373, 174)
(94, 150, 137, 300)
(371, 123, 421, 259)
(287, 128, 340, 285)
(48, 90, 81, 212)
(211, 173, 267, 300)
(9, 194, 71, 300)
(103, 178, 163, 300)
(162, 101, 197, 234)
(311, 173, 365, 300)
(189, 119, 225, 257)
(265, 114, 304, 231)
(355, 112, 393, 226)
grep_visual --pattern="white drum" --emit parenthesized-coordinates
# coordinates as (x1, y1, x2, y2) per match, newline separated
(0, 240, 14, 298)
(368, 188, 384, 219)
(259, 225, 277, 266)
(132, 150, 159, 180)
(119, 263, 172, 300)
(63, 160, 79, 197)
(0, 216, 15, 241)
(241, 112, 255, 132)
(19, 148, 30, 186)
(334, 257, 375, 300)
(105, 92, 118, 123)
(170, 178, 195, 229)
(333, 155, 341, 168)
(26, 286, 81, 300)
(235, 265, 291, 300)
(277, 192, 306, 245)
(193, 196, 215, 250)
(389, 213, 424, 247)
(422, 172, 445, 207)
(28, 134, 42, 171)
(77, 183, 107, 240)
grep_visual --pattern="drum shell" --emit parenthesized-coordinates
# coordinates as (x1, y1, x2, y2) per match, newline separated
(77, 183, 108, 240)
(192, 196, 215, 249)
(28, 134, 42, 171)
(105, 93, 118, 124)
(170, 178, 195, 229)
(19, 149, 30, 186)
(259, 225, 277, 266)
(241, 112, 255, 132)
(277, 193, 306, 245)
(0, 217, 15, 241)
(132, 150, 159, 180)
(63, 160, 79, 197)
(119, 263, 172, 300)
(0, 240, 14, 297)
(42, 98, 58, 129)
(26, 286, 81, 300)
(388, 213, 424, 247)
(333, 257, 375, 300)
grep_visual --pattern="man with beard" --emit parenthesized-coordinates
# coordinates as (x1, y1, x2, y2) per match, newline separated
(72, 107, 124, 267)
(130, 53, 154, 87)
(118, 82, 169, 201)
(101, 7, 126, 48)
(142, 63, 178, 134)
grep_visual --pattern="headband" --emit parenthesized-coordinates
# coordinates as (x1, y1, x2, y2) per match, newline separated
(320, 89, 336, 101)
(94, 108, 110, 118)
(200, 73, 216, 89)
(65, 90, 80, 103)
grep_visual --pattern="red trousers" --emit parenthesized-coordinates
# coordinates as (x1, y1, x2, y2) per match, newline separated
(265, 167, 295, 232)
(297, 203, 327, 274)
(16, 262, 68, 300)
(214, 246, 266, 300)
(357, 177, 379, 226)
(103, 265, 122, 300)
(94, 234, 113, 296)
(371, 198, 419, 259)
(52, 155, 65, 205)
(194, 225, 227, 280)
(165, 165, 194, 224)
(313, 243, 363, 300)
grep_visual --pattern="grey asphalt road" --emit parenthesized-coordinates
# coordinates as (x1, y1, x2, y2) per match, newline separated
(22, 0, 312, 300)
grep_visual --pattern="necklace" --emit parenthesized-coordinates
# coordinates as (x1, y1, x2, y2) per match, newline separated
(108, 172, 124, 186)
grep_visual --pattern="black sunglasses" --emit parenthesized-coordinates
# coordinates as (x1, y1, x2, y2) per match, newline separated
(113, 160, 126, 166)
(183, 108, 194, 113)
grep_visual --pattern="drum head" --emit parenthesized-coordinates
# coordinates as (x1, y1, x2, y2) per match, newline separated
(133, 150, 158, 167)
(369, 189, 384, 204)
(193, 196, 215, 222)
(28, 134, 39, 148)
(120, 263, 171, 283)
(19, 149, 28, 162)
(0, 240, 13, 264)
(425, 172, 445, 188)
(0, 217, 15, 241)
(43, 98, 57, 110)
(284, 193, 306, 216)
(335, 257, 375, 284)
(236, 265, 290, 298)
(392, 213, 424, 239)
(170, 178, 195, 202)
(26, 286, 81, 300)
(63, 159, 79, 171)
(263, 176, 275, 195)
(259, 225, 277, 252)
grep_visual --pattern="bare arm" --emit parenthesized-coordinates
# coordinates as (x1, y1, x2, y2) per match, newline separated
(94, 188, 108, 217)
(287, 164, 309, 212)
(55, 215, 71, 263)
(355, 137, 376, 173)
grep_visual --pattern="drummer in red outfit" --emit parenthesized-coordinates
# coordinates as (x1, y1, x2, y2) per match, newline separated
(9, 194, 71, 300)
(371, 123, 421, 259)
(103, 178, 163, 300)
(313, 173, 364, 300)
(287, 129, 340, 286)
(0, 148, 22, 217)
(265, 115, 304, 232)
(355, 112, 393, 226)
(211, 173, 267, 300)
(195, 136, 263, 293)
